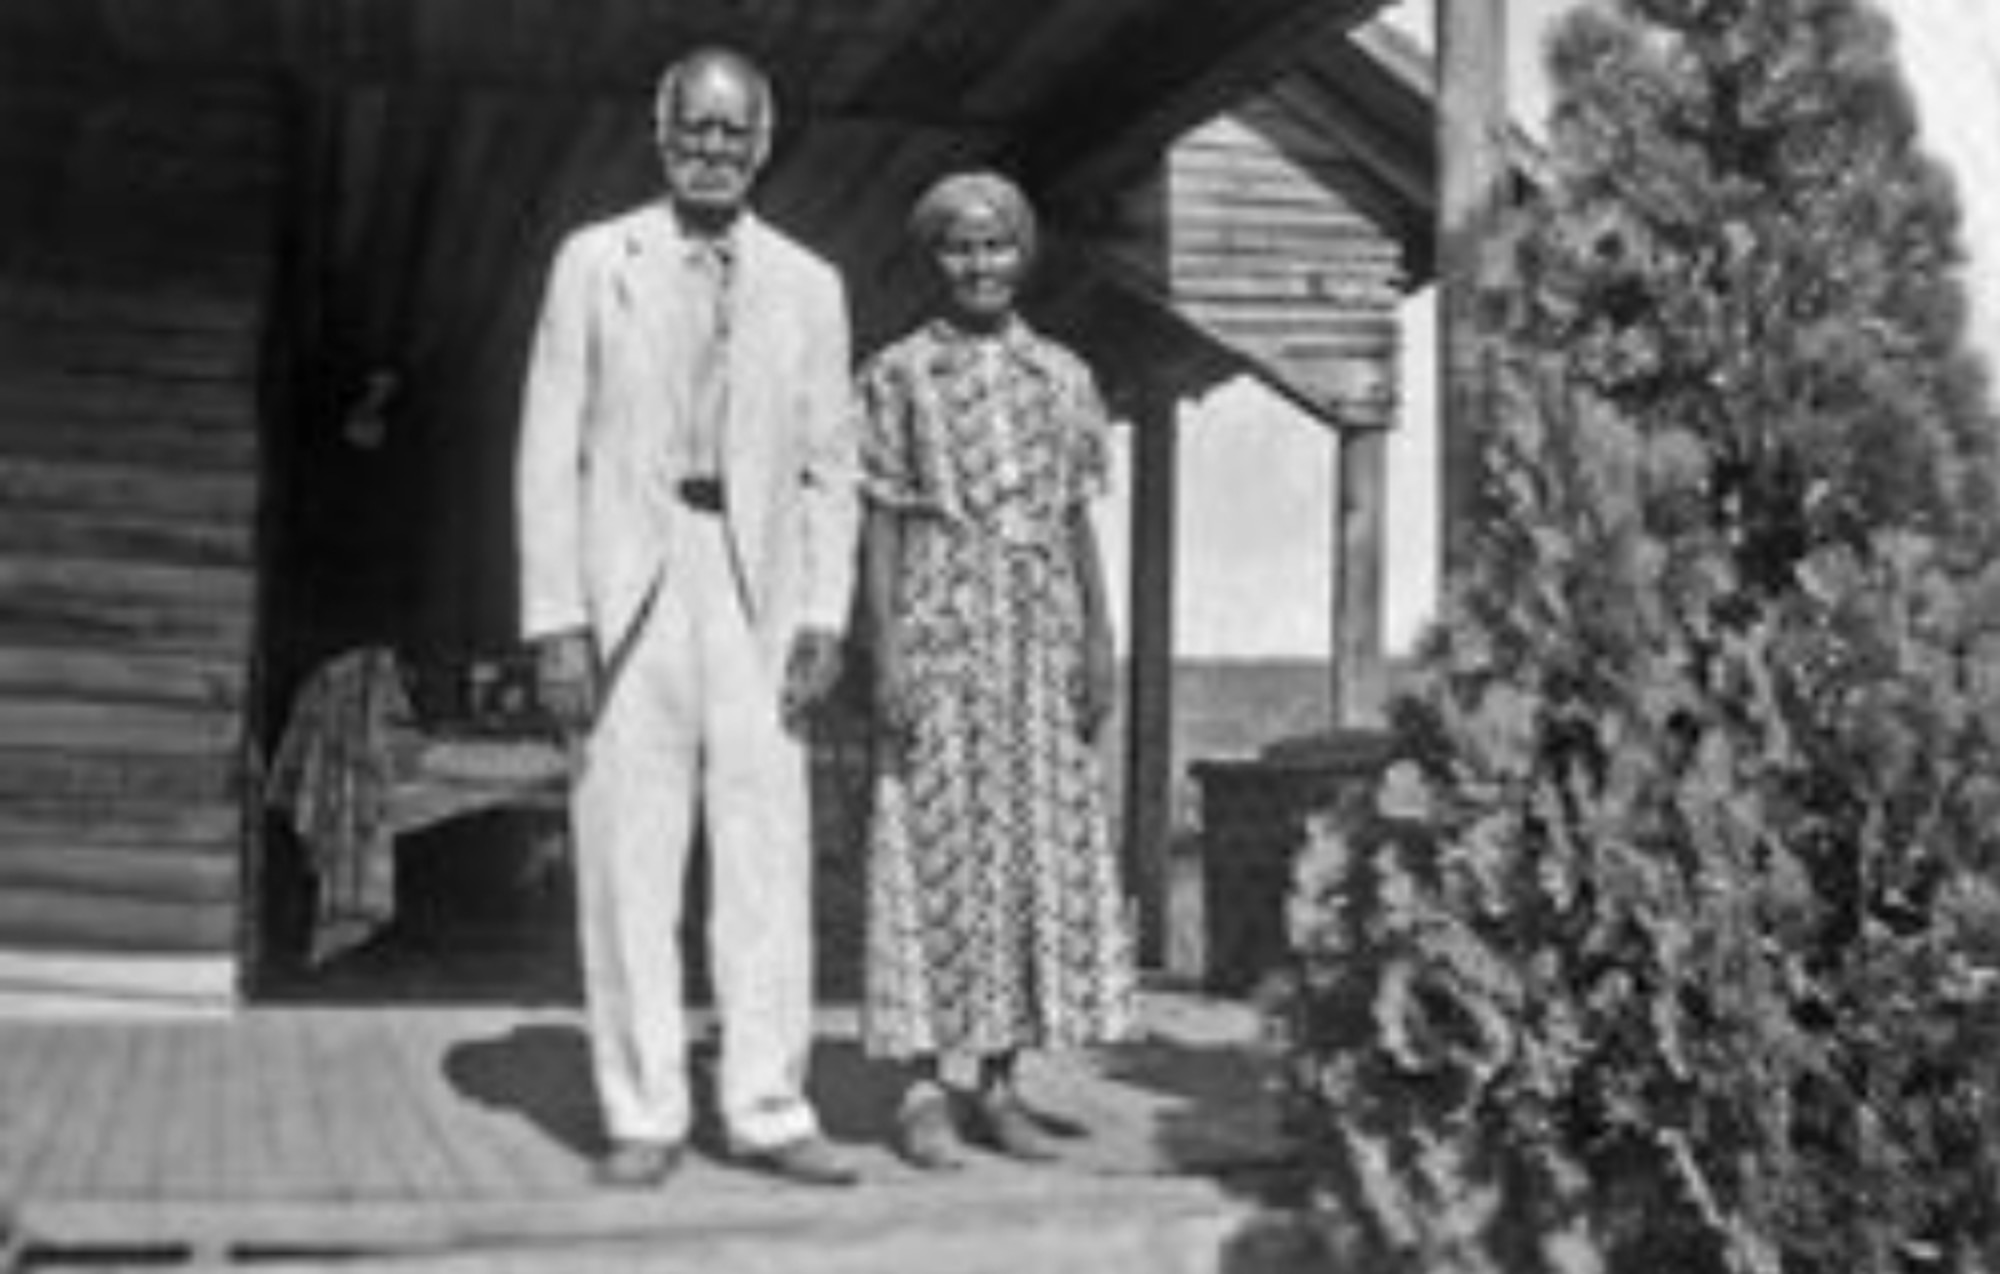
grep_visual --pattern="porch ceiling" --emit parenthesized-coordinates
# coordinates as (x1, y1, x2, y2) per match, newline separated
(0, 0, 1395, 370)
(0, 0, 1388, 186)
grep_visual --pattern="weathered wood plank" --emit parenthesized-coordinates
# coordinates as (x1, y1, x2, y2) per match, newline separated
(1177, 320, 1400, 358)
(0, 645, 244, 710)
(300, 1011, 406, 1200)
(214, 1012, 273, 1200)
(1171, 274, 1405, 309)
(225, 1015, 290, 1202)
(0, 457, 256, 521)
(0, 698, 243, 754)
(182, 1025, 233, 1200)
(0, 414, 256, 475)
(0, 1006, 53, 1111)
(0, 887, 236, 954)
(0, 804, 237, 852)
(384, 1012, 530, 1201)
(0, 320, 255, 384)
(1174, 303, 1401, 339)
(85, 1019, 171, 1198)
(1170, 158, 1382, 208)
(57, 86, 281, 166)
(0, 843, 237, 905)
(0, 370, 253, 431)
(354, 1016, 467, 1201)
(31, 1023, 131, 1199)
(260, 1012, 345, 1200)
(0, 951, 235, 1015)
(1102, 200, 1402, 258)
(0, 1022, 80, 1190)
(1168, 205, 1400, 244)
(0, 749, 238, 808)
(0, 277, 257, 338)
(148, 1023, 206, 1199)
(0, 576, 254, 655)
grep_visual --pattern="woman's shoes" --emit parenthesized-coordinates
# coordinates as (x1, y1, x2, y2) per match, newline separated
(892, 1079, 1071, 1167)
(973, 1089, 1060, 1162)
(894, 1083, 967, 1171)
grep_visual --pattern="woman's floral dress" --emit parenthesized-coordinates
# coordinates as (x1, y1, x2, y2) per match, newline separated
(858, 318, 1136, 1060)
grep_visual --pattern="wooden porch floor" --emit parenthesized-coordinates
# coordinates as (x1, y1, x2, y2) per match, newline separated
(0, 993, 1292, 1269)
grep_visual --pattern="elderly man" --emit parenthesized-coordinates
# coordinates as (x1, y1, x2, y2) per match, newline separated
(515, 46, 859, 1189)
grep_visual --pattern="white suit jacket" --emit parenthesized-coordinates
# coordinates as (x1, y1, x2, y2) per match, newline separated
(515, 204, 858, 663)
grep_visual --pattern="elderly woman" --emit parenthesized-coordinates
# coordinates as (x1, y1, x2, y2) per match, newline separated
(858, 171, 1136, 1170)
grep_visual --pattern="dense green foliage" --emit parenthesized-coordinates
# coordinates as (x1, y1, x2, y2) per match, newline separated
(1278, 2, 2000, 1270)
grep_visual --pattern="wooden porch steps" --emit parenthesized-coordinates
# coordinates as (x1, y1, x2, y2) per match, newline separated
(0, 77, 278, 1002)
(20, 1173, 1265, 1273)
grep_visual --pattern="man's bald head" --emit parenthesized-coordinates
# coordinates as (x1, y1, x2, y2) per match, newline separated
(651, 46, 776, 229)
(653, 46, 775, 155)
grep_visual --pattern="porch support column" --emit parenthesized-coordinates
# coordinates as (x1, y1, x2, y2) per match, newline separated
(1334, 426, 1387, 727)
(1438, 0, 1509, 582)
(1123, 378, 1178, 969)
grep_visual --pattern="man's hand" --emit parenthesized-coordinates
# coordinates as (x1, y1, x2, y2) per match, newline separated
(781, 627, 845, 734)
(533, 629, 599, 736)
(873, 631, 918, 744)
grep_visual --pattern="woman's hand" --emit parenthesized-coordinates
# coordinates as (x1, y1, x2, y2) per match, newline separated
(1079, 626, 1117, 743)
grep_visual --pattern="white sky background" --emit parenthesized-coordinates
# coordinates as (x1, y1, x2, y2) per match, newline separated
(1102, 0, 2000, 661)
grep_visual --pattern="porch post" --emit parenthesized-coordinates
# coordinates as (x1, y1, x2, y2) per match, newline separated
(1333, 426, 1387, 726)
(1437, 0, 1509, 582)
(1123, 379, 1178, 969)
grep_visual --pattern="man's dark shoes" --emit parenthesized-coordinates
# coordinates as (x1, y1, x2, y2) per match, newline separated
(740, 1134, 861, 1187)
(594, 1139, 685, 1189)
(894, 1083, 966, 1172)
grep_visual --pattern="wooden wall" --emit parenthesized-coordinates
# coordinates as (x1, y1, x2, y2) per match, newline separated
(0, 75, 277, 1008)
(1089, 106, 1408, 426)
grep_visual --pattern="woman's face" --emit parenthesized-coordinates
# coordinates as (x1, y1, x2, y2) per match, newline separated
(933, 203, 1027, 329)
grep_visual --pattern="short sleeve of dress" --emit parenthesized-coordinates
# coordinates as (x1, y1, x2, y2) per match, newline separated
(858, 355, 919, 510)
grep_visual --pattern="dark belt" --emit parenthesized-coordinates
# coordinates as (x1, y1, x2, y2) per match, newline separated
(676, 475, 726, 514)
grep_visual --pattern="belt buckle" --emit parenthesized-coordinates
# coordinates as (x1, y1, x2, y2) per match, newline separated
(677, 475, 725, 513)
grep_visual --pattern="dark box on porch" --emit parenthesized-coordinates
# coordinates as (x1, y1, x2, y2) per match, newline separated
(1190, 728, 1392, 994)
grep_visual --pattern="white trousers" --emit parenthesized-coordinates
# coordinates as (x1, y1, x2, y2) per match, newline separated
(571, 500, 819, 1150)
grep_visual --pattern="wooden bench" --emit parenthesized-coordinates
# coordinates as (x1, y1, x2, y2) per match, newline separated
(265, 648, 570, 965)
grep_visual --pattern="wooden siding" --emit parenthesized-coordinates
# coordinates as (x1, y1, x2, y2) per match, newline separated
(0, 79, 274, 989)
(1089, 109, 1407, 426)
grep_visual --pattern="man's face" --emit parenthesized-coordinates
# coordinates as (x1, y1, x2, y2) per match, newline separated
(660, 66, 765, 219)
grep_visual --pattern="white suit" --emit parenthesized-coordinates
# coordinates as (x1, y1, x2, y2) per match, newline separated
(516, 202, 858, 1150)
